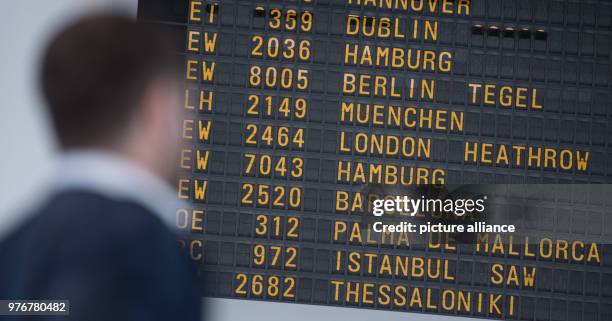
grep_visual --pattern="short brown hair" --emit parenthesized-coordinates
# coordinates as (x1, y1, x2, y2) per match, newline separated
(41, 14, 179, 148)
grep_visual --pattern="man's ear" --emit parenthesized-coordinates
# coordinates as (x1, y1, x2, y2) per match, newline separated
(140, 80, 168, 127)
(139, 79, 181, 133)
(125, 79, 181, 177)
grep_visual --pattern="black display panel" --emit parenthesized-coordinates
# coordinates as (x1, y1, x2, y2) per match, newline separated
(138, 1, 612, 320)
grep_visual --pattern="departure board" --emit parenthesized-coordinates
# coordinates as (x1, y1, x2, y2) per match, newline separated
(137, 1, 612, 320)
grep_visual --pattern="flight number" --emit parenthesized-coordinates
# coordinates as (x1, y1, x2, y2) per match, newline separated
(255, 214, 300, 240)
(243, 153, 304, 178)
(247, 95, 307, 120)
(268, 9, 313, 32)
(251, 36, 311, 61)
(249, 66, 309, 90)
(241, 183, 302, 208)
(245, 124, 305, 150)
(253, 244, 298, 269)
(235, 273, 296, 299)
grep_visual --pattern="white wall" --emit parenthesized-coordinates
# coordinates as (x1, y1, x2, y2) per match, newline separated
(0, 2, 478, 321)
(0, 1, 93, 233)
(0, 0, 137, 235)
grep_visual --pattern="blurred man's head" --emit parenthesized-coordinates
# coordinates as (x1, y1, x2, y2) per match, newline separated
(41, 14, 181, 181)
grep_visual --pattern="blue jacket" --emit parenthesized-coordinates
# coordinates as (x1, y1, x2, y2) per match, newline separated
(0, 190, 201, 321)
